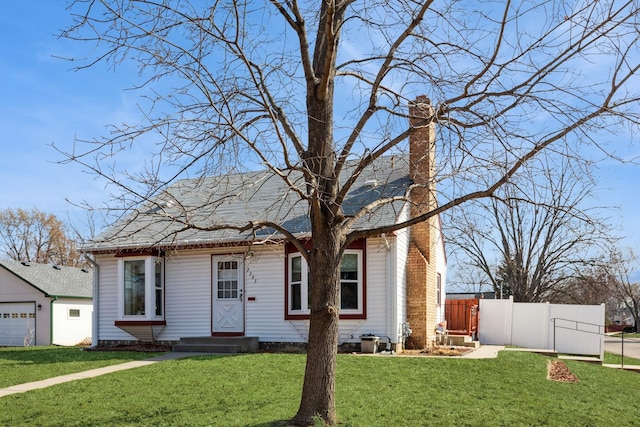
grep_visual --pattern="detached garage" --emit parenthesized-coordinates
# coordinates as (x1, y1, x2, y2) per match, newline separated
(0, 260, 93, 347)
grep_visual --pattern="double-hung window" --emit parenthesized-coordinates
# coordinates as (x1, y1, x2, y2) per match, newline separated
(119, 257, 164, 320)
(286, 248, 365, 319)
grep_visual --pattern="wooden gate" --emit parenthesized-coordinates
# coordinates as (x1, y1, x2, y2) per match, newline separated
(445, 298, 479, 337)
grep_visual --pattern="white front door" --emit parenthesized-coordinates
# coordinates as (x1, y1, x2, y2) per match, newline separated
(212, 256, 244, 335)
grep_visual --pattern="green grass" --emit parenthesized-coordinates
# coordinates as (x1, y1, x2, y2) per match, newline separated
(611, 332, 640, 339)
(0, 346, 166, 388)
(2, 349, 640, 426)
(603, 351, 640, 366)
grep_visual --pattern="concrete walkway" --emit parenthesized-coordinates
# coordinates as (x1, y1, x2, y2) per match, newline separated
(0, 352, 205, 398)
(460, 345, 504, 359)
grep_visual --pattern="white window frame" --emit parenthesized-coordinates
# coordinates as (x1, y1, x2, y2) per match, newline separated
(287, 253, 308, 314)
(287, 249, 364, 316)
(117, 257, 164, 320)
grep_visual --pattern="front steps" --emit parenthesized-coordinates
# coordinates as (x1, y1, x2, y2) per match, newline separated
(173, 336, 259, 353)
(442, 335, 480, 348)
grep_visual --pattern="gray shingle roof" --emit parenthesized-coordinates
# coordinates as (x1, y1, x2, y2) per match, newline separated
(0, 260, 93, 298)
(85, 155, 412, 252)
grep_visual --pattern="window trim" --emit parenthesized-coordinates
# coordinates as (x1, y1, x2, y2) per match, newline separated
(284, 240, 367, 320)
(117, 256, 165, 321)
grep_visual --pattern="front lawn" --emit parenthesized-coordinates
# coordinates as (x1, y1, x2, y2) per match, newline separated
(1, 349, 640, 426)
(0, 346, 166, 388)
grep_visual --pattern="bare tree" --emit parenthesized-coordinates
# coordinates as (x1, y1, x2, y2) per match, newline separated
(556, 267, 619, 323)
(598, 248, 640, 330)
(447, 156, 614, 302)
(0, 208, 82, 267)
(55, 1, 640, 424)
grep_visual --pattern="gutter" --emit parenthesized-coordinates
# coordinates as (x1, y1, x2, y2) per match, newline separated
(84, 255, 100, 348)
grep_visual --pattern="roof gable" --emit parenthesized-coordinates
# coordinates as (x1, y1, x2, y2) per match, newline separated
(0, 260, 93, 298)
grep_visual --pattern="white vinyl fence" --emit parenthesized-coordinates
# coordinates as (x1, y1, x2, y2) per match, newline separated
(479, 297, 605, 358)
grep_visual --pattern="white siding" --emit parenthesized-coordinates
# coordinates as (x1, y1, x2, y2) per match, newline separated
(435, 217, 447, 325)
(51, 299, 93, 346)
(394, 205, 411, 344)
(244, 246, 300, 341)
(159, 250, 216, 340)
(95, 238, 402, 344)
(351, 237, 389, 342)
(243, 243, 392, 344)
(95, 255, 131, 341)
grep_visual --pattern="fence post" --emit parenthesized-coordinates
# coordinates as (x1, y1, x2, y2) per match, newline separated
(622, 330, 625, 368)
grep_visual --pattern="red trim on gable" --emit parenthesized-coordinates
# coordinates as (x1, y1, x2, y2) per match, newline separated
(114, 250, 165, 258)
(284, 239, 365, 254)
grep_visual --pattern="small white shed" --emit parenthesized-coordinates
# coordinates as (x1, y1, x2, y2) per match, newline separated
(0, 260, 93, 347)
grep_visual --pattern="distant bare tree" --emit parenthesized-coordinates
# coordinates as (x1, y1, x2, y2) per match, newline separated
(598, 248, 640, 330)
(0, 208, 82, 267)
(447, 156, 614, 302)
(56, 1, 640, 424)
(554, 266, 619, 323)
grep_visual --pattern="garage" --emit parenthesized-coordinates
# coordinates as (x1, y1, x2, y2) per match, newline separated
(0, 302, 36, 347)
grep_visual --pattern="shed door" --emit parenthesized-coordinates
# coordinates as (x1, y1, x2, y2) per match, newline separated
(0, 302, 36, 346)
(212, 256, 244, 335)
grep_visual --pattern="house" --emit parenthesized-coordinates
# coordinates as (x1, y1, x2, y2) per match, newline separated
(0, 260, 93, 347)
(84, 97, 446, 351)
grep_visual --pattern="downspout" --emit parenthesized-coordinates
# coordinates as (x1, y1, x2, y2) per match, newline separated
(84, 254, 99, 348)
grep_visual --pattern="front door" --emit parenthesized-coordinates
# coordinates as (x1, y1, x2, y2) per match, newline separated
(212, 255, 244, 335)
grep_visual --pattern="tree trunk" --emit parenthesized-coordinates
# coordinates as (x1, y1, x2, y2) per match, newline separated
(293, 67, 342, 426)
(293, 227, 343, 425)
(293, 2, 347, 423)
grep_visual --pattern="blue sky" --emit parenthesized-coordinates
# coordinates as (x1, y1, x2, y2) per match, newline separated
(1, 2, 640, 253)
(0, 2, 142, 232)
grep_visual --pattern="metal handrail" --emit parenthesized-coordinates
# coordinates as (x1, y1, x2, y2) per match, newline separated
(613, 330, 640, 368)
(551, 317, 605, 330)
(550, 317, 606, 359)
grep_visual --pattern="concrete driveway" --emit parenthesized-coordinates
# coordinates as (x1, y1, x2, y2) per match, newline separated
(604, 335, 640, 359)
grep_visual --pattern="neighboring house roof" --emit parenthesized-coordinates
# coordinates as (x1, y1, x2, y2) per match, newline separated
(85, 155, 414, 252)
(447, 292, 496, 300)
(0, 260, 93, 298)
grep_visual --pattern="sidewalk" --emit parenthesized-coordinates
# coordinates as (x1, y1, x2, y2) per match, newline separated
(0, 352, 204, 398)
(460, 345, 504, 359)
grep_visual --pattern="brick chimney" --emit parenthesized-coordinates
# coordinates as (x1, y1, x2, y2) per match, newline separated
(408, 95, 436, 216)
(405, 96, 438, 350)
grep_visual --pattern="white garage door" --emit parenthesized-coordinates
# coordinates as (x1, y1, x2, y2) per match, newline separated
(0, 302, 36, 347)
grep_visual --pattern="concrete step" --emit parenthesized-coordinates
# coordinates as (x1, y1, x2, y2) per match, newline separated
(444, 335, 480, 348)
(173, 336, 259, 353)
(173, 343, 244, 353)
